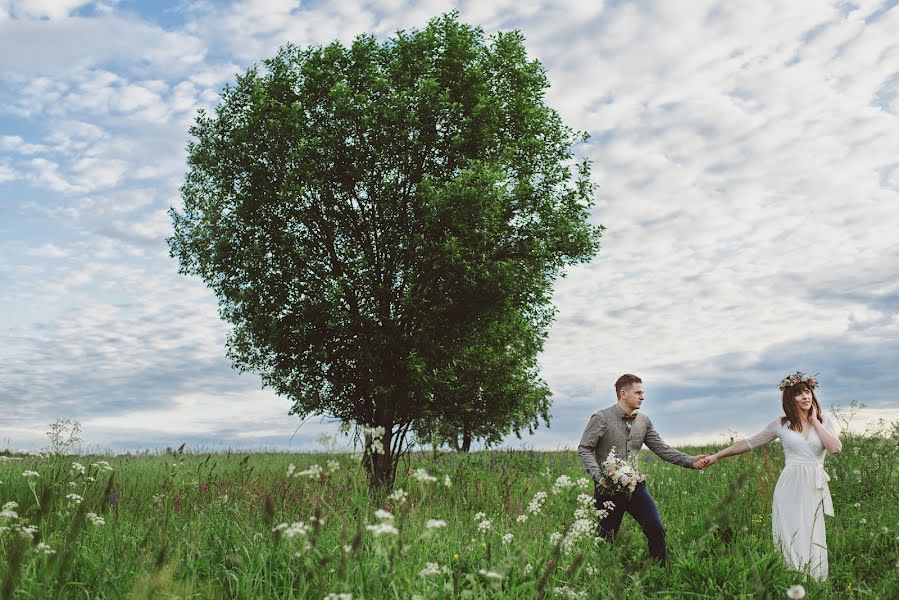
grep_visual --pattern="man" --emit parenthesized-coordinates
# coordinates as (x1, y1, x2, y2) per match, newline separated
(577, 373, 707, 563)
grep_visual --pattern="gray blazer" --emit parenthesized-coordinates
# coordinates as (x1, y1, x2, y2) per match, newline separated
(577, 403, 696, 484)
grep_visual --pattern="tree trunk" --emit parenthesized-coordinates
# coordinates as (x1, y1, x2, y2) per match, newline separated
(362, 418, 396, 493)
(459, 431, 472, 453)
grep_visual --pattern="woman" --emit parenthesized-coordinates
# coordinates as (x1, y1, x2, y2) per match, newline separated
(698, 372, 842, 581)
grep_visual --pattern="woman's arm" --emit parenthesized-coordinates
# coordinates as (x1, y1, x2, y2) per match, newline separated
(812, 407, 842, 453)
(698, 420, 778, 468)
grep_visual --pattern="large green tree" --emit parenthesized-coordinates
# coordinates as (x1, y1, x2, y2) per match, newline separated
(168, 12, 602, 490)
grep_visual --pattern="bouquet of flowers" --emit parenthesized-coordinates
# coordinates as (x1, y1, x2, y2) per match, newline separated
(599, 447, 646, 495)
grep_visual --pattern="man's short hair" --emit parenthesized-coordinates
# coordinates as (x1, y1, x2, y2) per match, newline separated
(615, 374, 642, 398)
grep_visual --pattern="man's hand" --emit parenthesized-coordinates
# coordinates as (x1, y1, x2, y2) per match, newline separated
(694, 454, 717, 469)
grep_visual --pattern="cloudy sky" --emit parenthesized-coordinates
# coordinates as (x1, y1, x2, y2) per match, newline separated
(2, 0, 898, 454)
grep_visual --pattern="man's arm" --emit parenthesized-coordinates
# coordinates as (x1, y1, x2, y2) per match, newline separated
(643, 419, 699, 469)
(577, 413, 606, 483)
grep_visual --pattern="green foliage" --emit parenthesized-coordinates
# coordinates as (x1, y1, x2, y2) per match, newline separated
(168, 11, 602, 487)
(1, 428, 897, 598)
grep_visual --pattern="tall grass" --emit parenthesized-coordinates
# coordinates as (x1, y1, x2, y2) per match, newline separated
(1, 424, 897, 599)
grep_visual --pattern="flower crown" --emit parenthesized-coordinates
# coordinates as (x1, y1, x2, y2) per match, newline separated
(779, 371, 818, 391)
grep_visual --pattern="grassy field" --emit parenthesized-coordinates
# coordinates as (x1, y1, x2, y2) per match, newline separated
(1, 424, 897, 599)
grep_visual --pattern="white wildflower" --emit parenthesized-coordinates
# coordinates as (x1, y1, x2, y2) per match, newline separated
(273, 522, 309, 538)
(91, 461, 113, 471)
(22, 470, 40, 478)
(86, 512, 105, 526)
(419, 562, 443, 577)
(71, 462, 85, 475)
(443, 474, 452, 487)
(554, 585, 587, 600)
(286, 463, 296, 477)
(66, 493, 83, 504)
(786, 584, 806, 599)
(577, 477, 591, 489)
(425, 519, 447, 529)
(327, 460, 340, 472)
(527, 491, 547, 515)
(388, 488, 407, 503)
(365, 522, 399, 536)
(502, 533, 514, 544)
(36, 542, 55, 555)
(474, 511, 486, 521)
(478, 569, 504, 581)
(296, 464, 323, 480)
(550, 531, 563, 544)
(323, 594, 352, 600)
(523, 563, 533, 575)
(516, 514, 527, 523)
(477, 519, 492, 533)
(374, 509, 394, 521)
(551, 474, 575, 494)
(15, 524, 38, 540)
(413, 468, 437, 483)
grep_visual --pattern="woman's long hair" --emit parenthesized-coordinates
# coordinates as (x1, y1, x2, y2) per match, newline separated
(780, 382, 824, 432)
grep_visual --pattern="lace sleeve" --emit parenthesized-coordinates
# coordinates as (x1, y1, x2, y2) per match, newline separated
(743, 419, 779, 450)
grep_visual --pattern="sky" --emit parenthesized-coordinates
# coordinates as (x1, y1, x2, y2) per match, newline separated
(1, 0, 898, 454)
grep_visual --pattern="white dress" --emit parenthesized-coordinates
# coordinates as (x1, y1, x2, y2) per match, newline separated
(744, 417, 836, 581)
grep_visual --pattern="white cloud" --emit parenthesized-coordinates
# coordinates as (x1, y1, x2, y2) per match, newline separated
(8, 0, 93, 20)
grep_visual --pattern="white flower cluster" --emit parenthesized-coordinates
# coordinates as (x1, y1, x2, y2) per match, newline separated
(287, 463, 324, 480)
(556, 494, 606, 554)
(413, 468, 437, 483)
(551, 475, 575, 494)
(323, 594, 352, 600)
(478, 569, 504, 580)
(91, 461, 114, 471)
(1, 501, 18, 520)
(272, 522, 309, 539)
(425, 519, 447, 529)
(419, 562, 447, 577)
(36, 542, 56, 555)
(443, 475, 452, 487)
(326, 460, 340, 473)
(576, 477, 591, 489)
(786, 584, 806, 599)
(527, 491, 548, 515)
(554, 585, 588, 600)
(71, 462, 86, 475)
(13, 524, 39, 540)
(502, 533, 514, 545)
(0, 456, 23, 462)
(366, 508, 399, 536)
(388, 488, 407, 504)
(474, 511, 492, 533)
(22, 470, 40, 478)
(86, 512, 105, 526)
(362, 425, 386, 455)
(374, 509, 393, 520)
(66, 493, 83, 504)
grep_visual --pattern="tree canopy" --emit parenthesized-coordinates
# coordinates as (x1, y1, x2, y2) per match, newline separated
(168, 12, 602, 489)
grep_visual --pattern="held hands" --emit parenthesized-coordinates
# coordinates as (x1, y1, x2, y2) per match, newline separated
(694, 454, 718, 469)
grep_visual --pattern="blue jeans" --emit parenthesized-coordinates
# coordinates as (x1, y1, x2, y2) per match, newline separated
(594, 482, 667, 563)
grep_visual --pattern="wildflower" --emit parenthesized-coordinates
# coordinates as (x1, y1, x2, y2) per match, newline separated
(374, 509, 394, 521)
(517, 514, 528, 523)
(413, 468, 437, 483)
(502, 533, 514, 544)
(551, 474, 575, 494)
(22, 470, 40, 478)
(477, 519, 492, 533)
(577, 477, 591, 488)
(323, 594, 352, 600)
(550, 531, 563, 544)
(786, 584, 806, 599)
(36, 542, 55, 555)
(362, 425, 386, 455)
(86, 512, 105, 526)
(14, 524, 38, 540)
(91, 460, 113, 471)
(272, 522, 309, 538)
(286, 463, 296, 477)
(425, 519, 447, 529)
(860, 518, 867, 524)
(854, 502, 861, 508)
(478, 569, 504, 581)
(295, 464, 323, 480)
(523, 563, 533, 575)
(1, 501, 18, 520)
(554, 585, 587, 600)
(388, 488, 407, 503)
(71, 462, 86, 474)
(365, 522, 399, 536)
(443, 474, 452, 487)
(527, 491, 548, 515)
(66, 493, 84, 504)
(326, 460, 339, 472)
(419, 562, 443, 577)
(474, 511, 486, 521)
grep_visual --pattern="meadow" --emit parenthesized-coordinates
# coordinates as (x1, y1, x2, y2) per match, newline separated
(1, 422, 897, 599)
